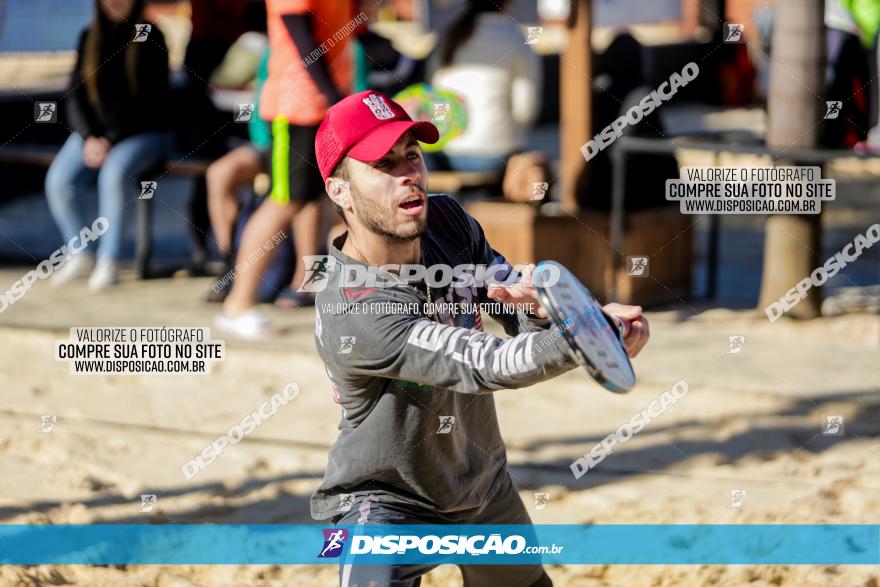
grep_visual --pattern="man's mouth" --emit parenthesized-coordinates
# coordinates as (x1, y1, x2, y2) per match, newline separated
(398, 192, 425, 215)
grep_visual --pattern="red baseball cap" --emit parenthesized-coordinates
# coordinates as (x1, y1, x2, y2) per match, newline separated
(315, 90, 440, 180)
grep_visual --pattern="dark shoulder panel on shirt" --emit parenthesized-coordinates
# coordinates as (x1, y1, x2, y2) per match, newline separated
(426, 194, 480, 262)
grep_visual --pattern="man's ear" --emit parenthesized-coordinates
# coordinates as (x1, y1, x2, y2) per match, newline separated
(325, 178, 351, 207)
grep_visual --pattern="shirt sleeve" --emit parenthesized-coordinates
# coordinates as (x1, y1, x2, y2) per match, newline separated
(319, 289, 578, 396)
(282, 13, 342, 105)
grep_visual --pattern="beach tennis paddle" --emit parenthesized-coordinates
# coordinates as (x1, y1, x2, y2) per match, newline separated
(532, 261, 636, 393)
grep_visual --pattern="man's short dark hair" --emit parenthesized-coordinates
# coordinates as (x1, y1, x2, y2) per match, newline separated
(329, 157, 349, 222)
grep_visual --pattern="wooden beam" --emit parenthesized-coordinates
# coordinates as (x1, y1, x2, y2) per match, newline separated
(560, 0, 591, 213)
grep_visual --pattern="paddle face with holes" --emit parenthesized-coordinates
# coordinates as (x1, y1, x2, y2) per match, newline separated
(533, 261, 636, 393)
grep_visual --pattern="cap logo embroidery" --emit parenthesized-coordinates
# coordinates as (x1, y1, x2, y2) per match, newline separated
(362, 94, 394, 120)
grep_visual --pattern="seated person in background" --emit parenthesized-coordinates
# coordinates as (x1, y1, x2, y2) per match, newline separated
(426, 0, 541, 174)
(45, 0, 170, 292)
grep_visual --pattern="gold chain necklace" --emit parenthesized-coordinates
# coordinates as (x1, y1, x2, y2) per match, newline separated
(349, 236, 433, 317)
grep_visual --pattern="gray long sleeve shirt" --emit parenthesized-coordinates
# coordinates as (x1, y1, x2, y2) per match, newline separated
(310, 194, 579, 521)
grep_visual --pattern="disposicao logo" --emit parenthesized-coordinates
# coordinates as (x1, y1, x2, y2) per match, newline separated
(318, 528, 349, 558)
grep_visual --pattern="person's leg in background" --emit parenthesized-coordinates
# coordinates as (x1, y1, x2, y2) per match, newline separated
(206, 145, 265, 261)
(273, 124, 324, 308)
(215, 123, 324, 337)
(44, 133, 98, 285)
(275, 198, 320, 308)
(204, 144, 266, 302)
(188, 177, 213, 274)
(220, 197, 295, 314)
(91, 132, 170, 291)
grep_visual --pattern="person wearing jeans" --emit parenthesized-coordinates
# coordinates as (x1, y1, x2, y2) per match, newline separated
(45, 0, 169, 291)
(45, 131, 169, 286)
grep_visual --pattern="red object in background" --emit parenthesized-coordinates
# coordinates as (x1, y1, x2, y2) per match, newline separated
(190, 0, 251, 42)
(845, 76, 869, 147)
(718, 43, 756, 106)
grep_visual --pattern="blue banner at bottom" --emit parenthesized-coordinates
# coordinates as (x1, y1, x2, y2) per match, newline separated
(0, 524, 877, 565)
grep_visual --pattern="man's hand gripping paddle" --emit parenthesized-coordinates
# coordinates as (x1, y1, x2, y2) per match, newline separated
(532, 261, 636, 393)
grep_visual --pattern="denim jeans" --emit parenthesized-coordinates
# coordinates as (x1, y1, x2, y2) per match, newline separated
(45, 132, 170, 261)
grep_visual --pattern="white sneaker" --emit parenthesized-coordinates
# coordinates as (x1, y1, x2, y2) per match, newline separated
(214, 308, 278, 339)
(88, 258, 120, 292)
(50, 253, 94, 288)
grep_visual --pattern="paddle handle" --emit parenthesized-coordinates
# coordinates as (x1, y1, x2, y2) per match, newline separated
(613, 316, 631, 339)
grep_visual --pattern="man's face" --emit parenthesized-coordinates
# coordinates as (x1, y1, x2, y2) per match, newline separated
(344, 134, 429, 242)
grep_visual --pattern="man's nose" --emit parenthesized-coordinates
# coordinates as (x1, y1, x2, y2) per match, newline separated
(399, 159, 423, 186)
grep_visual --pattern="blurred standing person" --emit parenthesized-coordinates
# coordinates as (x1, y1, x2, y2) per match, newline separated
(45, 0, 169, 291)
(351, 2, 417, 96)
(181, 0, 255, 272)
(427, 0, 541, 174)
(821, 0, 872, 148)
(216, 0, 355, 337)
(758, 0, 876, 149)
(186, 0, 252, 79)
(844, 0, 880, 152)
(180, 0, 253, 151)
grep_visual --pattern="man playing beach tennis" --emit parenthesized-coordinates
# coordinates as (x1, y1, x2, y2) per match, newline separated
(310, 91, 650, 586)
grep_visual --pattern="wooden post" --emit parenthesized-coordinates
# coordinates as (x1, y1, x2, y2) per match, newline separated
(757, 0, 825, 319)
(560, 0, 592, 213)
